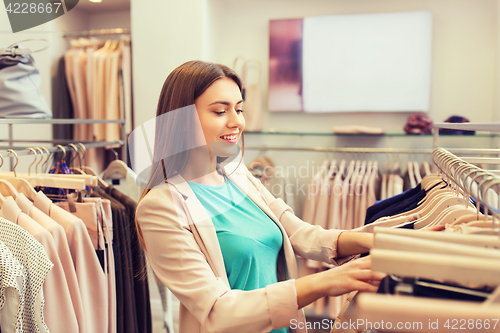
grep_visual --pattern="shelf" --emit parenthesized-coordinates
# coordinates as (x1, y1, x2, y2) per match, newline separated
(243, 131, 498, 137)
(0, 118, 125, 125)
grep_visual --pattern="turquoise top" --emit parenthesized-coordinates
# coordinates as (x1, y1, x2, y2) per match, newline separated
(188, 177, 290, 333)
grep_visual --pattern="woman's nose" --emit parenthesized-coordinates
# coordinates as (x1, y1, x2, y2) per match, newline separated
(227, 109, 244, 128)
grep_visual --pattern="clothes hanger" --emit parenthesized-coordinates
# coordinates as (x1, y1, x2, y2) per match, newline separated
(374, 226, 500, 249)
(2, 149, 38, 201)
(77, 143, 108, 188)
(374, 232, 500, 260)
(371, 248, 500, 288)
(0, 152, 19, 199)
(0, 148, 86, 190)
(101, 148, 130, 180)
(344, 293, 500, 333)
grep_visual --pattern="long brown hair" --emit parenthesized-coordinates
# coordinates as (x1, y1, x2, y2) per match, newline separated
(135, 60, 243, 251)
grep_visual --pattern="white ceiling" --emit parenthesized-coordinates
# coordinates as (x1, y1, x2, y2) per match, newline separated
(73, 0, 130, 13)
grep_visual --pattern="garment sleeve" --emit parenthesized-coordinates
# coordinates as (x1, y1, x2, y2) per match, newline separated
(247, 171, 356, 266)
(136, 187, 299, 333)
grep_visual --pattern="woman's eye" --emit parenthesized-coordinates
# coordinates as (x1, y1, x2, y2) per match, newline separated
(214, 111, 226, 115)
(237, 109, 244, 113)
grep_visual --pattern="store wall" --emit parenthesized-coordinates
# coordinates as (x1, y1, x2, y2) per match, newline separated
(132, 0, 498, 132)
(209, 0, 497, 133)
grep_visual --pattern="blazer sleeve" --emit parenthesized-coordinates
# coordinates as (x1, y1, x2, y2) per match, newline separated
(136, 186, 299, 333)
(246, 170, 356, 266)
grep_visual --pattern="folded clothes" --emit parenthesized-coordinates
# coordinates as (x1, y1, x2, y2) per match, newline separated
(333, 125, 385, 135)
(439, 115, 475, 135)
(403, 112, 433, 134)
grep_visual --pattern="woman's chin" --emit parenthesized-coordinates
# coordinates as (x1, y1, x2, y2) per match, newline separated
(210, 141, 240, 157)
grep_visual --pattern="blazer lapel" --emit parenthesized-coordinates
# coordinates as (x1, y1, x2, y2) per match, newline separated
(167, 174, 230, 286)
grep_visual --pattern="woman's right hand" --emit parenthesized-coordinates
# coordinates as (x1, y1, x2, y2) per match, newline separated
(294, 256, 386, 309)
(319, 256, 386, 297)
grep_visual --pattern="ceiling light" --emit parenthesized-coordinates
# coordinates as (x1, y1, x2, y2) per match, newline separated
(89, 0, 102, 3)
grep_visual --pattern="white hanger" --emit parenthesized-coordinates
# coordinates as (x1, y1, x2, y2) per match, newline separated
(374, 233, 500, 260)
(101, 148, 129, 180)
(344, 293, 500, 333)
(373, 226, 500, 249)
(0, 149, 86, 190)
(371, 248, 500, 288)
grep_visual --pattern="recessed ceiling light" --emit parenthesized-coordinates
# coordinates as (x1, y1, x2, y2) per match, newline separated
(89, 0, 102, 3)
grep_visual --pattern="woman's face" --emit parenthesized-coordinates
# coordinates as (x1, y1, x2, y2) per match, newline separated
(194, 77, 245, 156)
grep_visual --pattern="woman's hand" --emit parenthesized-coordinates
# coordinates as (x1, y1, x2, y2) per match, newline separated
(294, 256, 386, 309)
(319, 256, 385, 297)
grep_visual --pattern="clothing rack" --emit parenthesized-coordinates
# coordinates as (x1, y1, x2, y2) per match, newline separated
(245, 146, 500, 155)
(433, 147, 500, 222)
(61, 28, 131, 38)
(0, 118, 127, 163)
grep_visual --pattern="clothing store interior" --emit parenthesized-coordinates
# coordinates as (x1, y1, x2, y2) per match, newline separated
(1, 0, 500, 332)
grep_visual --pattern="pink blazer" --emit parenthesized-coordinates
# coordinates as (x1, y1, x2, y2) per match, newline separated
(136, 160, 352, 333)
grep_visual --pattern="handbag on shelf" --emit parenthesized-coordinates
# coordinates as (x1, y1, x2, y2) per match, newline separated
(0, 39, 52, 118)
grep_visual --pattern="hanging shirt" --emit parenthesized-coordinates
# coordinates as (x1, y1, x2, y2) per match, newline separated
(0, 216, 53, 333)
(188, 177, 289, 333)
(0, 239, 24, 333)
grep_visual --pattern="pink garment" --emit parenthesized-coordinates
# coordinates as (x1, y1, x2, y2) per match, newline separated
(33, 191, 108, 333)
(136, 159, 355, 333)
(346, 161, 361, 230)
(340, 161, 355, 230)
(1, 197, 79, 333)
(353, 162, 366, 229)
(15, 193, 86, 333)
(359, 161, 373, 228)
(82, 197, 117, 333)
(366, 162, 379, 209)
(328, 160, 345, 230)
(56, 199, 116, 333)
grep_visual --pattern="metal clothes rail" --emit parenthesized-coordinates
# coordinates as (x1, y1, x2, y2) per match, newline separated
(0, 118, 127, 161)
(61, 28, 131, 38)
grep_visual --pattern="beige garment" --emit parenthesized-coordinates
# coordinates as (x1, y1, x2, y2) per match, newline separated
(136, 160, 355, 333)
(64, 50, 79, 125)
(313, 173, 333, 230)
(353, 162, 366, 229)
(121, 43, 133, 134)
(359, 161, 373, 227)
(393, 174, 404, 196)
(302, 163, 328, 223)
(340, 161, 355, 230)
(328, 161, 345, 230)
(16, 193, 86, 333)
(83, 198, 117, 333)
(380, 173, 387, 200)
(1, 197, 79, 333)
(332, 126, 384, 135)
(104, 48, 122, 144)
(56, 199, 116, 333)
(72, 48, 89, 141)
(366, 162, 379, 209)
(34, 191, 108, 333)
(91, 45, 108, 140)
(346, 161, 361, 230)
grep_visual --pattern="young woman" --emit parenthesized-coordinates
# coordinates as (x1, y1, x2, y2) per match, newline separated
(135, 60, 385, 333)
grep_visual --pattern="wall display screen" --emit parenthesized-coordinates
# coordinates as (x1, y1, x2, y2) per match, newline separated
(268, 11, 433, 113)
